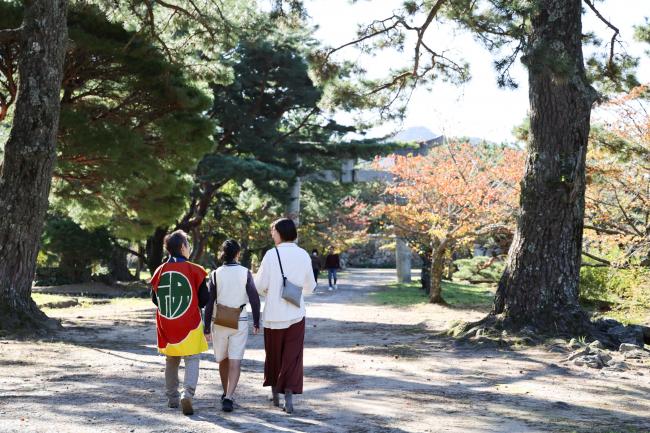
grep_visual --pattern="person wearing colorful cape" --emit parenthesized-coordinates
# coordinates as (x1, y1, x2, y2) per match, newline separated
(150, 230, 209, 416)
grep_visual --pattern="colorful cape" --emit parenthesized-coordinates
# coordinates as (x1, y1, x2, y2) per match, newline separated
(150, 261, 209, 356)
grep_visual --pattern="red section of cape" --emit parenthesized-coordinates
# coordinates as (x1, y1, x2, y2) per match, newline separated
(150, 261, 207, 348)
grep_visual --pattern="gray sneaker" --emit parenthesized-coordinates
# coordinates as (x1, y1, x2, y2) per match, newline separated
(168, 398, 179, 408)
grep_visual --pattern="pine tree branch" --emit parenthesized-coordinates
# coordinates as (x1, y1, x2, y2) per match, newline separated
(0, 27, 22, 44)
(583, 0, 620, 76)
(325, 16, 402, 62)
(583, 224, 631, 236)
(413, 0, 447, 76)
(582, 250, 611, 266)
(271, 106, 319, 148)
(114, 243, 146, 260)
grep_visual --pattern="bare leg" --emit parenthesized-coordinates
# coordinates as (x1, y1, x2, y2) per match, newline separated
(225, 359, 241, 398)
(219, 358, 229, 397)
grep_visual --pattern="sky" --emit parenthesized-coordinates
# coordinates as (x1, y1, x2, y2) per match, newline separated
(304, 0, 650, 143)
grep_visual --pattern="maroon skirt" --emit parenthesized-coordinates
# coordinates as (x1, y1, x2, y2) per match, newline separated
(263, 317, 305, 394)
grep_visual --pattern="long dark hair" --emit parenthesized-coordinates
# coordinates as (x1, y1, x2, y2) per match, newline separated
(219, 239, 240, 263)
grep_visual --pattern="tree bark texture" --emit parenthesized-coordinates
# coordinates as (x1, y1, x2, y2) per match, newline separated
(429, 243, 447, 304)
(0, 0, 68, 331)
(492, 0, 598, 333)
(286, 155, 302, 226)
(108, 245, 134, 282)
(146, 226, 167, 272)
(419, 250, 432, 294)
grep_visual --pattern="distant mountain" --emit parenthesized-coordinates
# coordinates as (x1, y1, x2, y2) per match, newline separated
(391, 126, 439, 143)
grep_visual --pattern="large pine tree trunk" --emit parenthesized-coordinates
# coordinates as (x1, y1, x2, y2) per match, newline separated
(492, 0, 597, 333)
(0, 0, 68, 332)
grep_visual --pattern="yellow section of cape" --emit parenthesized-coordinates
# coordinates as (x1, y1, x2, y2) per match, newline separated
(159, 322, 208, 356)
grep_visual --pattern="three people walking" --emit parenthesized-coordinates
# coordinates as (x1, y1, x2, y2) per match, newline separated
(150, 218, 317, 416)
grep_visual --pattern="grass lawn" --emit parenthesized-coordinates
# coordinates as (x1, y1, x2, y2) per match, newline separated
(371, 279, 495, 308)
(33, 293, 148, 311)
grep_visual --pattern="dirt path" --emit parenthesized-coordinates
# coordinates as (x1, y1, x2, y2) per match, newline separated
(1, 269, 649, 433)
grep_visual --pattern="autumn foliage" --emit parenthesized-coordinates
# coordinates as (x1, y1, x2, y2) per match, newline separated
(375, 142, 525, 303)
(584, 85, 650, 267)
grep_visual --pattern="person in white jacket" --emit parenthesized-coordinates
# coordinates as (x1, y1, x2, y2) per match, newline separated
(255, 218, 316, 414)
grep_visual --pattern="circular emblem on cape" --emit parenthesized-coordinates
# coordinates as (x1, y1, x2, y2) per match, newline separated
(156, 271, 193, 319)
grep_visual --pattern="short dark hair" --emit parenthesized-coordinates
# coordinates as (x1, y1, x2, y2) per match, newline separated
(164, 230, 189, 257)
(272, 218, 297, 242)
(219, 239, 240, 263)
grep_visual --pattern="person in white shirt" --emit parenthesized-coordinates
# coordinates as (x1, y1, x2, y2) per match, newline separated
(204, 239, 261, 413)
(254, 218, 316, 414)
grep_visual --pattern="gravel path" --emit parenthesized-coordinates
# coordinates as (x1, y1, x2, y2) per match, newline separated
(1, 268, 649, 433)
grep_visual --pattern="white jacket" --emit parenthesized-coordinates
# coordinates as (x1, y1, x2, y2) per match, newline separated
(255, 243, 316, 327)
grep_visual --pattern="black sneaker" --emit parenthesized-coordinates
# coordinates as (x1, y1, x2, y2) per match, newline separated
(222, 398, 234, 412)
(221, 393, 226, 401)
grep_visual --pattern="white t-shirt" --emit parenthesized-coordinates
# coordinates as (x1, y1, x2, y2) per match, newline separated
(254, 243, 316, 329)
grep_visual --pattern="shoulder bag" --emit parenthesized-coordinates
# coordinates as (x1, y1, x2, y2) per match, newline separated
(212, 270, 244, 330)
(274, 247, 302, 307)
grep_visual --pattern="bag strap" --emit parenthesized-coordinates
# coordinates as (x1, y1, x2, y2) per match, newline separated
(211, 270, 219, 304)
(274, 247, 287, 286)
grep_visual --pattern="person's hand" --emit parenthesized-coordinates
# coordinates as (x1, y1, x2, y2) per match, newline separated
(253, 326, 260, 335)
(204, 332, 211, 342)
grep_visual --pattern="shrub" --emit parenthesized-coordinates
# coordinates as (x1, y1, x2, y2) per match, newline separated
(37, 214, 112, 284)
(580, 265, 650, 324)
(453, 256, 505, 283)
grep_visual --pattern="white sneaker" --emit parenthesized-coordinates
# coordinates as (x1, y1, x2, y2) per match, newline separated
(328, 286, 333, 291)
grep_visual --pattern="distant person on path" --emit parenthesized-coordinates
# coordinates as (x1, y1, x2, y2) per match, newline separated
(204, 239, 261, 413)
(150, 230, 209, 416)
(255, 218, 316, 414)
(310, 249, 321, 288)
(325, 247, 341, 291)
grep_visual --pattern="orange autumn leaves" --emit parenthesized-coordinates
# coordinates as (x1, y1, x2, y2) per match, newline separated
(585, 85, 650, 265)
(375, 143, 525, 251)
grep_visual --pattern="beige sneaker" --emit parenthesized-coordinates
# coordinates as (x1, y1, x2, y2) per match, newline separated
(181, 397, 194, 415)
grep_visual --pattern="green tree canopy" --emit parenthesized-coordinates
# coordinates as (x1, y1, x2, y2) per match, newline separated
(176, 32, 404, 260)
(1, 3, 214, 240)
